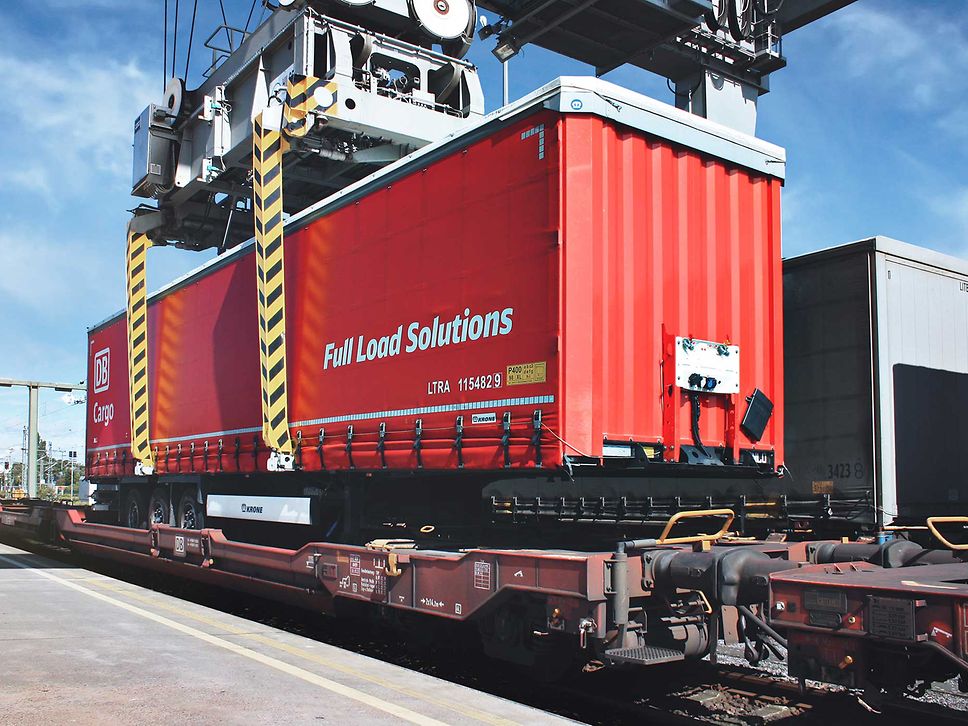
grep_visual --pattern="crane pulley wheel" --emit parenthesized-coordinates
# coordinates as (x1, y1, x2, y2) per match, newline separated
(703, 0, 727, 33)
(410, 0, 474, 42)
(726, 0, 754, 42)
(165, 77, 185, 118)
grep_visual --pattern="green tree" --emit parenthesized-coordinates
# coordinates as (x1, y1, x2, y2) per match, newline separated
(6, 434, 83, 499)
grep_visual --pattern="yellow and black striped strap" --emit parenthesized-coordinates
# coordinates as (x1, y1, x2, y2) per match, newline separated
(283, 75, 339, 138)
(249, 77, 338, 460)
(126, 228, 155, 472)
(253, 111, 293, 456)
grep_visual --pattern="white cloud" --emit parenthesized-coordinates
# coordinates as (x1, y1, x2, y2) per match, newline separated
(0, 165, 51, 197)
(0, 52, 156, 190)
(791, 3, 968, 258)
(825, 4, 968, 113)
(938, 105, 968, 141)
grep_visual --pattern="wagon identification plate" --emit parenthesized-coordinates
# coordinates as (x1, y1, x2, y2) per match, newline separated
(339, 553, 387, 598)
(804, 589, 847, 613)
(869, 596, 916, 640)
(805, 588, 847, 627)
(507, 361, 546, 385)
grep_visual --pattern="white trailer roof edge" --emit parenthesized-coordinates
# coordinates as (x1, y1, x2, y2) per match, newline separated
(784, 235, 968, 278)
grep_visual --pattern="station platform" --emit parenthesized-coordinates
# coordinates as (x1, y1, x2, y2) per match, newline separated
(0, 542, 572, 725)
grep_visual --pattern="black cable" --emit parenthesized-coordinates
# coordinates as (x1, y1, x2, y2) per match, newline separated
(755, 0, 782, 16)
(704, 0, 726, 32)
(218, 0, 234, 51)
(171, 0, 179, 79)
(727, 0, 754, 42)
(243, 0, 259, 34)
(163, 0, 168, 90)
(689, 391, 708, 457)
(667, 76, 702, 100)
(184, 0, 198, 80)
(738, 605, 788, 648)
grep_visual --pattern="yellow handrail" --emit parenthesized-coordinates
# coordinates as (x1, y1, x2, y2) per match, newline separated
(657, 508, 735, 545)
(926, 516, 968, 551)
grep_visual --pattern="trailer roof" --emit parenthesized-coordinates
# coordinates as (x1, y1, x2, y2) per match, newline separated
(783, 235, 968, 277)
(91, 77, 786, 333)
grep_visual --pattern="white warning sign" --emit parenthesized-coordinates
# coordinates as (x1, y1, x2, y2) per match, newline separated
(473, 560, 492, 590)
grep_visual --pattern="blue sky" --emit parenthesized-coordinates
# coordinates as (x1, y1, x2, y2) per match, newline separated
(0, 0, 966, 465)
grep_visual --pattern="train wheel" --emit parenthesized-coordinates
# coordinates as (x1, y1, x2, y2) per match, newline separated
(177, 493, 205, 530)
(479, 598, 579, 681)
(123, 489, 148, 529)
(147, 487, 170, 526)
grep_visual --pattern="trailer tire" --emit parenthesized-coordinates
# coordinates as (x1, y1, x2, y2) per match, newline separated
(148, 487, 170, 526)
(123, 489, 148, 529)
(177, 492, 205, 530)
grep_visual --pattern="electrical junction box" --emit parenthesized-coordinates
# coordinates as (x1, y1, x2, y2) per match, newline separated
(132, 104, 172, 198)
(674, 337, 740, 394)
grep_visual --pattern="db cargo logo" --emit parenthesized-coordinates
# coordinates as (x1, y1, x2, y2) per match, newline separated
(93, 348, 110, 393)
(323, 306, 514, 371)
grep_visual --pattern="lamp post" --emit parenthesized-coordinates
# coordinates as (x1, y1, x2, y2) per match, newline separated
(69, 450, 77, 501)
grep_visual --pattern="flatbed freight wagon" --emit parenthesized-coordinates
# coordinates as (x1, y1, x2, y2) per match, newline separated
(85, 78, 786, 539)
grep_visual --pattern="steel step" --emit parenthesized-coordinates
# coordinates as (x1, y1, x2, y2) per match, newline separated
(605, 644, 686, 666)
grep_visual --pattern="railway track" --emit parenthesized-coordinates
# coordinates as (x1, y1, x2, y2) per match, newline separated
(3, 531, 966, 725)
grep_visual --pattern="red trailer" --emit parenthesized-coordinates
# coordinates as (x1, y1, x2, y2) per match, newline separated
(84, 78, 786, 537)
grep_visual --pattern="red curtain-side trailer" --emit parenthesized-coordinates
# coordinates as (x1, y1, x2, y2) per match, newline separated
(86, 78, 786, 480)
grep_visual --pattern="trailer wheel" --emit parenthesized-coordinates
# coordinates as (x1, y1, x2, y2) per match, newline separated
(147, 487, 170, 526)
(177, 493, 205, 530)
(123, 489, 148, 529)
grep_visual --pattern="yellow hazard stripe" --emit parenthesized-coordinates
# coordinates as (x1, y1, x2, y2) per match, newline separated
(253, 114, 269, 447)
(283, 75, 338, 138)
(126, 228, 154, 470)
(249, 77, 338, 459)
(253, 111, 292, 455)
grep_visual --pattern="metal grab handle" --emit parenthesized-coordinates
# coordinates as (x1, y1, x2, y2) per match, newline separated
(926, 516, 968, 551)
(657, 508, 735, 545)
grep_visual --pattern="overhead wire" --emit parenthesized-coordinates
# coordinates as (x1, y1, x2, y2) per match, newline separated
(218, 0, 234, 51)
(40, 402, 84, 419)
(172, 0, 180, 79)
(184, 0, 198, 81)
(164, 0, 169, 90)
(243, 0, 259, 34)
